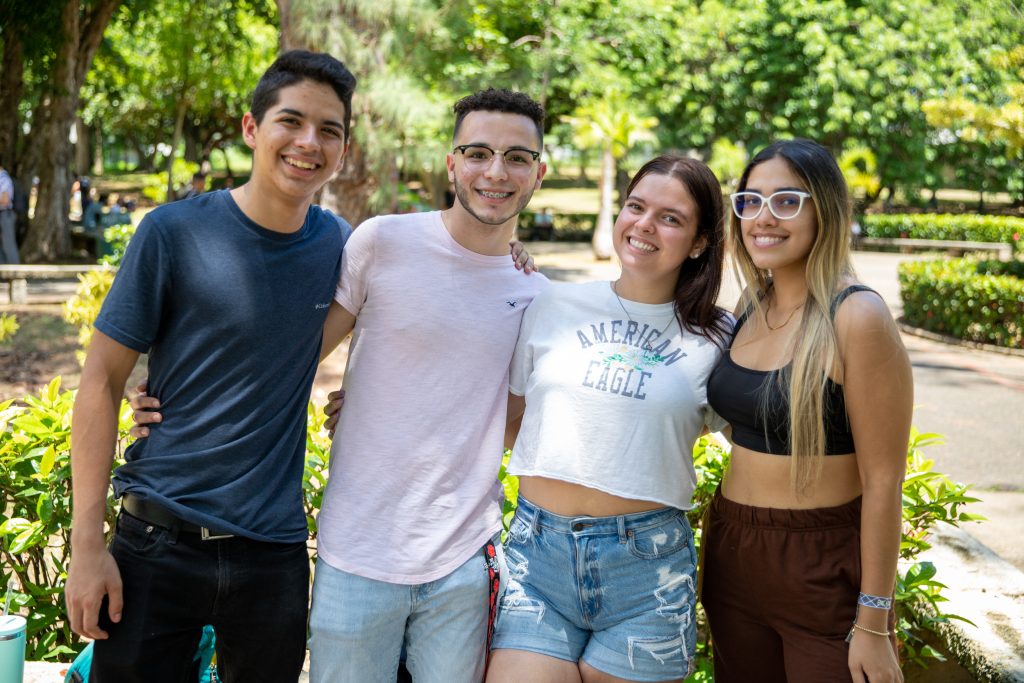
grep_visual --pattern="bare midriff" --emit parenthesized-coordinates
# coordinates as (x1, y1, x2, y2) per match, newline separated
(518, 475, 666, 517)
(722, 445, 862, 509)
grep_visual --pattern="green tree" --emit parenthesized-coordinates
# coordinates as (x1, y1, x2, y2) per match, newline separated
(563, 92, 657, 260)
(3, 0, 123, 261)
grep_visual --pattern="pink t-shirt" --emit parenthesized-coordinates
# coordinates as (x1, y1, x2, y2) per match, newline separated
(317, 211, 548, 583)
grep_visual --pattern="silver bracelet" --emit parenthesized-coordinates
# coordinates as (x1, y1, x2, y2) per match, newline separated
(857, 592, 893, 610)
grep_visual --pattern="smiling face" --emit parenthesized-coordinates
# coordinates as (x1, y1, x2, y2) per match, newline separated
(740, 156, 817, 275)
(614, 173, 706, 290)
(242, 79, 349, 205)
(446, 110, 546, 229)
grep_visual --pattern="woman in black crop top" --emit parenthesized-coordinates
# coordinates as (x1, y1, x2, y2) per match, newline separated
(702, 140, 912, 683)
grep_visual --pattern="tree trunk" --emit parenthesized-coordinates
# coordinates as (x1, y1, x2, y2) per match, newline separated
(591, 144, 615, 260)
(0, 28, 25, 174)
(318, 140, 375, 227)
(166, 100, 188, 202)
(21, 0, 123, 262)
(75, 116, 90, 175)
(93, 121, 104, 176)
(22, 1, 79, 261)
(277, 0, 378, 225)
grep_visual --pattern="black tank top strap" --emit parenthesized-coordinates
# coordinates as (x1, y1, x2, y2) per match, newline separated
(733, 286, 771, 334)
(829, 284, 878, 318)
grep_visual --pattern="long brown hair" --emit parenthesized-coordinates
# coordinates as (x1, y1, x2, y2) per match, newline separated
(626, 154, 731, 349)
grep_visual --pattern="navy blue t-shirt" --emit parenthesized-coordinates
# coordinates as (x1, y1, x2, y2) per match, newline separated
(95, 190, 350, 542)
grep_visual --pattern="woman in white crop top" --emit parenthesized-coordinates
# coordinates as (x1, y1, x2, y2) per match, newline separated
(486, 155, 732, 683)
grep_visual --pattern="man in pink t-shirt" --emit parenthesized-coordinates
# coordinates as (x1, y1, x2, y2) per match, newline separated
(306, 89, 549, 682)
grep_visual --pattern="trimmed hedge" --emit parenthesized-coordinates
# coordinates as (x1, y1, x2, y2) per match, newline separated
(517, 211, 596, 241)
(864, 214, 1024, 251)
(898, 258, 1024, 348)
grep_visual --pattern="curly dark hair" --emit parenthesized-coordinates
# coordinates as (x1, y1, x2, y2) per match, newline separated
(452, 89, 545, 147)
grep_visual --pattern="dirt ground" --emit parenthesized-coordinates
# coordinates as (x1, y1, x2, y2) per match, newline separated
(0, 302, 350, 405)
(1, 304, 82, 401)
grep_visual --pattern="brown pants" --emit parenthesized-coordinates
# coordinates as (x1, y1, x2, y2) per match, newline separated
(701, 491, 895, 683)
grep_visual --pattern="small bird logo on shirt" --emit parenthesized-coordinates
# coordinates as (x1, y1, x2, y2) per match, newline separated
(506, 300, 518, 308)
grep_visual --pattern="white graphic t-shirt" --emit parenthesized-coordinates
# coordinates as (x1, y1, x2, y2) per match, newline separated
(509, 280, 727, 510)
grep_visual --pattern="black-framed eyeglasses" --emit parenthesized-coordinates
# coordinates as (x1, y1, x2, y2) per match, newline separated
(730, 191, 812, 220)
(453, 144, 540, 170)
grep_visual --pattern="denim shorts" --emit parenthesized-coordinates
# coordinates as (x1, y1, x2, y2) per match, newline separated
(491, 496, 697, 681)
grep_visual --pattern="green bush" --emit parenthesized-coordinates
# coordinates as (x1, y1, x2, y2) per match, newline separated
(517, 211, 597, 242)
(0, 314, 18, 344)
(863, 213, 1024, 251)
(0, 378, 133, 661)
(898, 257, 1024, 348)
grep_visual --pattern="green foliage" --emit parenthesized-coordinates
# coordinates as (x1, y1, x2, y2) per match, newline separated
(707, 139, 748, 190)
(516, 211, 597, 242)
(898, 257, 1024, 348)
(100, 222, 137, 267)
(0, 378, 134, 661)
(303, 403, 331, 539)
(864, 214, 1024, 249)
(0, 314, 19, 344)
(63, 269, 117, 360)
(495, 429, 977, 675)
(896, 428, 983, 666)
(138, 159, 200, 204)
(839, 146, 881, 203)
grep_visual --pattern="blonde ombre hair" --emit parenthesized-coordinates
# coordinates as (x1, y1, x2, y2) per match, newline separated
(729, 139, 855, 494)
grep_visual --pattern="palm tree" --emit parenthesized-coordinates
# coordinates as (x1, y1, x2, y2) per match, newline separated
(562, 92, 657, 260)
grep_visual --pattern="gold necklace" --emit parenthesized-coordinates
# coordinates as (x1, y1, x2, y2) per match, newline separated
(612, 282, 678, 332)
(764, 299, 804, 331)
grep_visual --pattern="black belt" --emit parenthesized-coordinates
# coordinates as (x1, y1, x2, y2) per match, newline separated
(121, 494, 235, 540)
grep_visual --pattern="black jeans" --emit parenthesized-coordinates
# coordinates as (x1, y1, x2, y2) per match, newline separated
(92, 510, 309, 683)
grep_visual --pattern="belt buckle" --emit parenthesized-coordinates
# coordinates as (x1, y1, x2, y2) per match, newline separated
(200, 527, 234, 541)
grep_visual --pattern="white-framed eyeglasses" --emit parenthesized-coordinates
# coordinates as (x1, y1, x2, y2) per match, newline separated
(453, 144, 540, 170)
(730, 191, 812, 220)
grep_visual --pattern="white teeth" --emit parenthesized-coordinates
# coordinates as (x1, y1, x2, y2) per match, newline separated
(479, 190, 512, 199)
(753, 235, 786, 247)
(285, 158, 317, 170)
(628, 237, 657, 252)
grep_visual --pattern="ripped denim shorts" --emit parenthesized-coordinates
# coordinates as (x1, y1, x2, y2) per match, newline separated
(491, 496, 697, 681)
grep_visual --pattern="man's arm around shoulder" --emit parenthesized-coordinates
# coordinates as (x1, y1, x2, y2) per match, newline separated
(65, 330, 140, 640)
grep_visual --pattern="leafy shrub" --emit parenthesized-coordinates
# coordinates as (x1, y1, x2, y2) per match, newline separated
(898, 257, 1024, 348)
(499, 430, 980, 676)
(100, 222, 137, 267)
(139, 159, 200, 204)
(863, 214, 1024, 251)
(62, 269, 116, 361)
(0, 314, 18, 343)
(517, 212, 597, 242)
(0, 378, 133, 661)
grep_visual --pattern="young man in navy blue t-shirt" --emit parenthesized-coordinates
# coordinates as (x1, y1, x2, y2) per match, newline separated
(64, 51, 357, 682)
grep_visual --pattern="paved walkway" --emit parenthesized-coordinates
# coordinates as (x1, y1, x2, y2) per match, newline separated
(522, 243, 1024, 571)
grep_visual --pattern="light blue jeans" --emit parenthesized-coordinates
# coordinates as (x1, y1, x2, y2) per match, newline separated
(491, 496, 698, 681)
(308, 549, 491, 683)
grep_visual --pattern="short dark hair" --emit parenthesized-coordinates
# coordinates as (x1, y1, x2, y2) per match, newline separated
(452, 89, 545, 148)
(250, 50, 357, 141)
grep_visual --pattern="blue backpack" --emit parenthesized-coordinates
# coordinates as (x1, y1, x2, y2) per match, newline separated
(65, 625, 217, 682)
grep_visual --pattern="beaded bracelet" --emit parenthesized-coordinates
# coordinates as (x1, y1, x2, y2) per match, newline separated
(845, 622, 892, 642)
(857, 592, 893, 610)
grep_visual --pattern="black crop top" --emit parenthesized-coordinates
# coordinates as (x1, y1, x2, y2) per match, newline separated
(706, 285, 877, 456)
